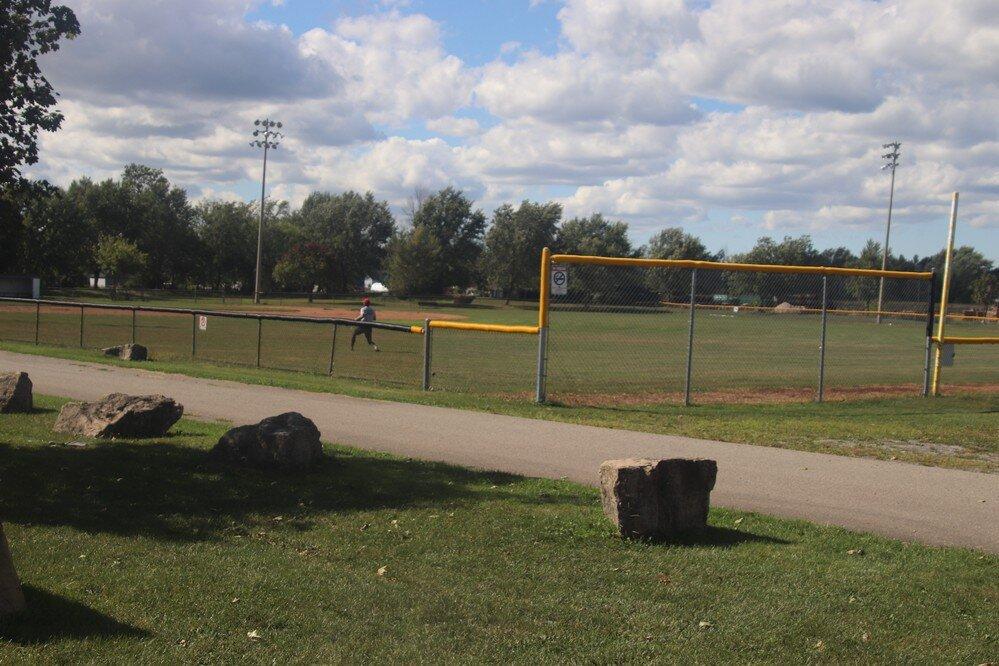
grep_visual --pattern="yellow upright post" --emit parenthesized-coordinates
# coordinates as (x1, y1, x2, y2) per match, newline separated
(931, 192, 959, 396)
(535, 247, 551, 403)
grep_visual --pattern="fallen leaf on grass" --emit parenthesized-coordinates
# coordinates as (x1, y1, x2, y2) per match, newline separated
(247, 630, 261, 641)
(814, 640, 825, 651)
(377, 566, 388, 576)
(861, 632, 870, 643)
(847, 549, 865, 556)
(698, 621, 713, 630)
(734, 518, 743, 525)
(658, 574, 671, 586)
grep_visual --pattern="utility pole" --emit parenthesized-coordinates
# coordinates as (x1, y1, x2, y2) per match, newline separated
(250, 119, 283, 304)
(875, 140, 901, 323)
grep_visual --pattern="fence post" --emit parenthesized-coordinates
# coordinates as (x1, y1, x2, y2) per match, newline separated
(817, 275, 828, 402)
(684, 269, 697, 407)
(34, 301, 40, 344)
(535, 327, 548, 403)
(422, 319, 432, 391)
(256, 317, 262, 368)
(932, 192, 959, 396)
(922, 270, 937, 397)
(328, 323, 338, 375)
(79, 305, 84, 348)
(131, 308, 137, 344)
(191, 313, 197, 357)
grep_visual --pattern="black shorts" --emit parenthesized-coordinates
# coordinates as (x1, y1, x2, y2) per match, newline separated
(352, 325, 373, 344)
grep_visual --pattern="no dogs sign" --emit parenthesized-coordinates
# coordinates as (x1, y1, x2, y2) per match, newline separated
(551, 265, 568, 295)
(198, 315, 208, 331)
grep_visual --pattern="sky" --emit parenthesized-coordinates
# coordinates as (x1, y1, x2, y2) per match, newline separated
(27, 0, 999, 260)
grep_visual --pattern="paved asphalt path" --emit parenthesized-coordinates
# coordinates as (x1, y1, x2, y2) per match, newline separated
(2, 350, 996, 553)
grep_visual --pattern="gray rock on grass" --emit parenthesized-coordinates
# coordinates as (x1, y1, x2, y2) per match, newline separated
(600, 458, 717, 539)
(102, 343, 148, 361)
(0, 372, 32, 413)
(212, 412, 323, 471)
(54, 393, 183, 438)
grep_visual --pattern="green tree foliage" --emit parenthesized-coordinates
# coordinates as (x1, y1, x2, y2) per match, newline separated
(272, 242, 333, 292)
(553, 214, 636, 303)
(728, 235, 822, 305)
(0, 179, 91, 283)
(411, 187, 486, 291)
(555, 214, 632, 257)
(1, 0, 80, 184)
(643, 227, 712, 302)
(385, 227, 444, 297)
(925, 246, 993, 304)
(291, 191, 394, 292)
(195, 201, 257, 290)
(93, 234, 147, 292)
(970, 271, 998, 309)
(482, 200, 561, 301)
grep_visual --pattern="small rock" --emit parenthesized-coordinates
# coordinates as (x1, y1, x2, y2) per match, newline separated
(0, 372, 32, 413)
(211, 412, 322, 471)
(102, 344, 148, 361)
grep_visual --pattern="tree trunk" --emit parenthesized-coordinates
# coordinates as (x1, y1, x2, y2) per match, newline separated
(0, 523, 26, 615)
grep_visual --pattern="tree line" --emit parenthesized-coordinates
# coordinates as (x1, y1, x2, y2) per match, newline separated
(1, 164, 996, 307)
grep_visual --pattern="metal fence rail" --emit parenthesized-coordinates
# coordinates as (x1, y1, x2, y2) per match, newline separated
(0, 297, 423, 388)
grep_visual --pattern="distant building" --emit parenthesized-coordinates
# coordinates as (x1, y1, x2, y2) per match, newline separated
(0, 276, 40, 299)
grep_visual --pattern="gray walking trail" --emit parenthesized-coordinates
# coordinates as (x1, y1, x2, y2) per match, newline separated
(2, 350, 996, 553)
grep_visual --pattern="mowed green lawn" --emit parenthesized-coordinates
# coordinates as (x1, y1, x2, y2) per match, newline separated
(1, 297, 995, 400)
(1, 397, 996, 663)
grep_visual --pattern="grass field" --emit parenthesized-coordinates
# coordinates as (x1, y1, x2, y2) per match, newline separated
(2, 341, 996, 472)
(1, 396, 996, 663)
(1, 295, 996, 402)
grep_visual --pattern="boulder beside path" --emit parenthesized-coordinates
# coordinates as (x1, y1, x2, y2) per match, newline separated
(0, 372, 32, 413)
(102, 344, 148, 361)
(212, 412, 323, 471)
(54, 393, 183, 438)
(600, 458, 717, 539)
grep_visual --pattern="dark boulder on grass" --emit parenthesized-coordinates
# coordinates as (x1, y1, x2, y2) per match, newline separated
(0, 372, 32, 413)
(600, 458, 717, 539)
(102, 343, 148, 361)
(54, 393, 183, 438)
(212, 412, 323, 471)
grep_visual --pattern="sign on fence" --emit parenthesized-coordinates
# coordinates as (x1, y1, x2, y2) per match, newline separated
(198, 315, 208, 331)
(551, 265, 568, 295)
(940, 343, 955, 367)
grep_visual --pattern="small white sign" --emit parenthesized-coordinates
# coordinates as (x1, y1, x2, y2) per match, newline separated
(551, 264, 568, 296)
(940, 343, 955, 367)
(198, 315, 208, 331)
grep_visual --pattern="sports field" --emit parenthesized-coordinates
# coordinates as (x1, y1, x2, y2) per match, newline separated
(0, 295, 995, 403)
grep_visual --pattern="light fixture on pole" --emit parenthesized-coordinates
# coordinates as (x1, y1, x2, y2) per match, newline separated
(250, 118, 284, 304)
(875, 140, 901, 324)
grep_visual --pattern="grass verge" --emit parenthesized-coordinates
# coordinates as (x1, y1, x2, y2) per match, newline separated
(2, 341, 997, 473)
(1, 396, 996, 663)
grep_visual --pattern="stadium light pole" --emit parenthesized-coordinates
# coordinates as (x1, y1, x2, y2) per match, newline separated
(250, 118, 284, 304)
(875, 140, 901, 324)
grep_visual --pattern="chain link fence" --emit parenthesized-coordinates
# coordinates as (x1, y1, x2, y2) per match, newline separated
(544, 259, 943, 404)
(0, 298, 423, 388)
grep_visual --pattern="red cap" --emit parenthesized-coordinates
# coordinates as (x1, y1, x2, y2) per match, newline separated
(363, 297, 371, 305)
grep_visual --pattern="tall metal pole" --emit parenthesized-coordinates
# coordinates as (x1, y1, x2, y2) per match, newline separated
(931, 192, 959, 396)
(535, 247, 551, 404)
(251, 119, 283, 305)
(34, 301, 40, 344)
(817, 276, 828, 402)
(328, 323, 338, 375)
(922, 270, 937, 397)
(254, 141, 268, 305)
(876, 141, 900, 324)
(684, 269, 697, 407)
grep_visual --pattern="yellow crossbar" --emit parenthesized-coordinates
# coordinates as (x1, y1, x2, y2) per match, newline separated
(932, 336, 999, 345)
(429, 321, 539, 335)
(549, 254, 933, 280)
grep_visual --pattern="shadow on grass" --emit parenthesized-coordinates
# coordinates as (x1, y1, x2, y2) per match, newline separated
(0, 586, 149, 644)
(0, 439, 545, 543)
(655, 525, 790, 548)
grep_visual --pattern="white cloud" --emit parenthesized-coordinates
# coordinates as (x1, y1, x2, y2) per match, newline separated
(426, 116, 481, 137)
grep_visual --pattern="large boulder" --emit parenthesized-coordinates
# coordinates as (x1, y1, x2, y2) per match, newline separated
(102, 343, 148, 361)
(0, 372, 32, 413)
(0, 524, 26, 616)
(599, 458, 717, 539)
(54, 393, 183, 438)
(212, 412, 323, 471)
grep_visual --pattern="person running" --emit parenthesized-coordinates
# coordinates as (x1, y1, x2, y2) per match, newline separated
(350, 297, 380, 351)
